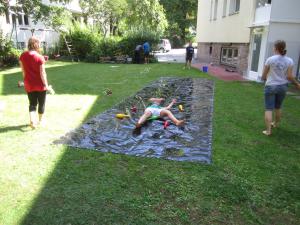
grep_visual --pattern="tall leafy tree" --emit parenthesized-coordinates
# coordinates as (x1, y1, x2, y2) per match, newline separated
(80, 0, 167, 36)
(0, 0, 72, 37)
(160, 0, 197, 45)
(125, 0, 168, 35)
(0, 0, 71, 24)
(0, 0, 8, 14)
(79, 0, 127, 36)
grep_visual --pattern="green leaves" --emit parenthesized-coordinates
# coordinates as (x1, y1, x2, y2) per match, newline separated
(79, 0, 167, 36)
(160, 0, 198, 45)
(125, 0, 168, 36)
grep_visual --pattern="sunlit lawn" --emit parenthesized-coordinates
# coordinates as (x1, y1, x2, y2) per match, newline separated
(0, 61, 299, 225)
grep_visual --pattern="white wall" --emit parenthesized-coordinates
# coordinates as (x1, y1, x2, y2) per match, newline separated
(1, 0, 83, 49)
(196, 0, 256, 43)
(267, 22, 300, 75)
(270, 0, 300, 23)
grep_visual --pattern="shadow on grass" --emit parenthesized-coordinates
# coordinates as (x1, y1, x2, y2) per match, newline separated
(3, 62, 299, 224)
(1, 62, 213, 224)
(0, 124, 30, 133)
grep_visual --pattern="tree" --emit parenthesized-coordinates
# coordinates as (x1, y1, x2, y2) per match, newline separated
(79, 0, 127, 36)
(0, 0, 72, 37)
(0, 1, 8, 14)
(159, 0, 197, 45)
(0, 1, 71, 24)
(125, 0, 168, 36)
(79, 0, 168, 37)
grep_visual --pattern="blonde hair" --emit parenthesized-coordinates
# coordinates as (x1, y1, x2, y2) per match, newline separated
(27, 37, 40, 51)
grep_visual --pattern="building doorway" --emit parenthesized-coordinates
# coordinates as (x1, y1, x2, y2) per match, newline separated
(250, 33, 262, 72)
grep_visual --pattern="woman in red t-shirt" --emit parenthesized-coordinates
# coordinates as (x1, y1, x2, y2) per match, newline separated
(19, 37, 49, 129)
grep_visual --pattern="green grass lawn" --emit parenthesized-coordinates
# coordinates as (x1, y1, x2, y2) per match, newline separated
(0, 61, 299, 225)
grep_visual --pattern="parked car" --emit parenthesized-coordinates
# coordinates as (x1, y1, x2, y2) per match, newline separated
(157, 39, 172, 52)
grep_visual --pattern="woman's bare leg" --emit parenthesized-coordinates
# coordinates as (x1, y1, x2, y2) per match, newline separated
(29, 111, 37, 129)
(263, 111, 272, 135)
(273, 109, 282, 127)
(160, 109, 184, 126)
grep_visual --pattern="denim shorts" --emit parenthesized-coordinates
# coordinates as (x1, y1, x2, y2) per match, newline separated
(264, 84, 288, 110)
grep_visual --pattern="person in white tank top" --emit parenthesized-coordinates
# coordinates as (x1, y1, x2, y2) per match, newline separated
(261, 40, 300, 136)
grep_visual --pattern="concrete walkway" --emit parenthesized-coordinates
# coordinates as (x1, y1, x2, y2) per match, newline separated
(192, 62, 247, 81)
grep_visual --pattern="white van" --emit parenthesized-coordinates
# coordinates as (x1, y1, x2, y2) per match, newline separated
(157, 39, 172, 52)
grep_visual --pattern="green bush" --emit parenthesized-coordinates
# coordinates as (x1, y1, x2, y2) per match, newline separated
(3, 47, 22, 66)
(120, 28, 160, 57)
(0, 32, 22, 67)
(99, 37, 120, 57)
(169, 35, 184, 48)
(66, 23, 102, 60)
(59, 25, 160, 63)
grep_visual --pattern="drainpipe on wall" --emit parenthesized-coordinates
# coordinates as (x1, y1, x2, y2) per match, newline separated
(297, 52, 300, 81)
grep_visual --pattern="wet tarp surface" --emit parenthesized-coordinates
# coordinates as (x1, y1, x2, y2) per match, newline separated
(57, 78, 214, 163)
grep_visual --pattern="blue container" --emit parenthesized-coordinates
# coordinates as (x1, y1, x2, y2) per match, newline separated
(202, 66, 208, 73)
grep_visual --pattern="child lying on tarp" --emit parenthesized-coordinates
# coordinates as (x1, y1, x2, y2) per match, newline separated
(134, 98, 184, 132)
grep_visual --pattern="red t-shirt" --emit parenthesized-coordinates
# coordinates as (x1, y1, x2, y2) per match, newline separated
(20, 51, 46, 92)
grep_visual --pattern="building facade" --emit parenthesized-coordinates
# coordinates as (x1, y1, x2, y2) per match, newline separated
(0, 0, 84, 51)
(196, 0, 300, 80)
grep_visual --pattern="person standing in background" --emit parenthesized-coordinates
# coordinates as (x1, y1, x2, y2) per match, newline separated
(19, 37, 50, 129)
(143, 41, 150, 64)
(184, 42, 194, 69)
(134, 44, 143, 64)
(261, 40, 300, 136)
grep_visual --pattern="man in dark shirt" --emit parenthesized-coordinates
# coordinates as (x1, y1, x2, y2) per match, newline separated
(134, 44, 143, 64)
(184, 42, 194, 69)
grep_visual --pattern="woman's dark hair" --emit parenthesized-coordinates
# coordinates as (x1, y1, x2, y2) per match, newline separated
(274, 40, 287, 55)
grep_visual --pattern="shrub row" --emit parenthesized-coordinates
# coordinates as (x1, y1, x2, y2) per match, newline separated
(62, 25, 160, 63)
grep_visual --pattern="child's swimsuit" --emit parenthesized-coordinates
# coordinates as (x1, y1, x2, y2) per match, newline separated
(146, 104, 162, 117)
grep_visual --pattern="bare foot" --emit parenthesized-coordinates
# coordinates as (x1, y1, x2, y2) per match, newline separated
(262, 130, 271, 136)
(135, 123, 142, 128)
(30, 122, 37, 129)
(176, 120, 185, 126)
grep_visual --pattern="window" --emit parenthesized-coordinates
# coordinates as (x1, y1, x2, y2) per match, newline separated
(12, 14, 16, 26)
(223, 0, 227, 17)
(221, 47, 238, 66)
(24, 14, 29, 25)
(213, 0, 218, 20)
(18, 14, 23, 25)
(229, 0, 240, 15)
(209, 45, 213, 55)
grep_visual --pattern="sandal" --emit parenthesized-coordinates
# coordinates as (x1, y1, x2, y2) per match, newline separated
(262, 130, 271, 136)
